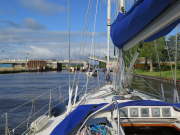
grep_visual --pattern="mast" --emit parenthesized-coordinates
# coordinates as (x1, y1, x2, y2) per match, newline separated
(67, 0, 72, 114)
(173, 26, 179, 103)
(120, 0, 125, 13)
(107, 0, 111, 79)
(93, 32, 95, 68)
(92, 0, 98, 70)
(119, 0, 125, 89)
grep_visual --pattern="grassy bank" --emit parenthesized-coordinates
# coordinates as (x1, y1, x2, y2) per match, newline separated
(134, 69, 180, 80)
(0, 67, 29, 74)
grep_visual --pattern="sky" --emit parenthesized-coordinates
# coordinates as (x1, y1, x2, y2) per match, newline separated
(0, 0, 178, 60)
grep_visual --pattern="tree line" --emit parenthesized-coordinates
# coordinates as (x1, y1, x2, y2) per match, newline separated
(126, 33, 180, 72)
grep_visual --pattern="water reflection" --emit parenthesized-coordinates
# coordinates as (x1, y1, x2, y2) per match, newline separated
(131, 76, 180, 101)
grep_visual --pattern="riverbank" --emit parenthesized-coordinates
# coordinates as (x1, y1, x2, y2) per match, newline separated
(134, 69, 180, 80)
(0, 67, 29, 74)
(0, 67, 66, 74)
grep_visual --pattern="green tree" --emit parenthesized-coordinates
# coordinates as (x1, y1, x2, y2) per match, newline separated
(62, 64, 66, 67)
(140, 42, 155, 72)
(99, 61, 106, 69)
(140, 36, 165, 72)
(166, 32, 180, 63)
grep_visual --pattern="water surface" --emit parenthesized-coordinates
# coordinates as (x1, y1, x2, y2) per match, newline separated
(0, 71, 179, 135)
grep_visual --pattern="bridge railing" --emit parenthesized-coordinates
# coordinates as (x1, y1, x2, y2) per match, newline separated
(0, 59, 28, 62)
(0, 59, 88, 62)
(88, 55, 116, 62)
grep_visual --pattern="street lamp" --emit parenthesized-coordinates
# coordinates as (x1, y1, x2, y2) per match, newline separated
(2, 50, 4, 60)
(27, 53, 32, 60)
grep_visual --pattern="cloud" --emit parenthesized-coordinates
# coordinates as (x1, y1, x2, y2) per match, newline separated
(23, 18, 46, 30)
(0, 25, 110, 59)
(30, 46, 54, 59)
(0, 9, 5, 14)
(0, 26, 102, 46)
(1, 20, 22, 28)
(18, 0, 65, 15)
(8, 7, 17, 16)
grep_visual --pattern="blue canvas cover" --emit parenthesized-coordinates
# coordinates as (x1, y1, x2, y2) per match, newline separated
(51, 100, 180, 135)
(50, 105, 94, 135)
(51, 102, 66, 117)
(91, 100, 180, 113)
(111, 0, 180, 49)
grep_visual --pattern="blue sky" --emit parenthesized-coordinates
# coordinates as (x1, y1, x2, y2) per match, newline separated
(0, 0, 178, 60)
(0, 0, 111, 60)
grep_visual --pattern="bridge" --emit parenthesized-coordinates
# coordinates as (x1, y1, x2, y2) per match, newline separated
(0, 59, 89, 70)
(88, 55, 117, 68)
(0, 59, 88, 64)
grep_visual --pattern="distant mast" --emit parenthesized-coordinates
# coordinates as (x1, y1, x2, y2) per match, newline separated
(106, 0, 111, 80)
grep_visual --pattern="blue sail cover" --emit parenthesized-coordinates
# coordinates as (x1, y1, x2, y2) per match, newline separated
(91, 100, 180, 113)
(50, 105, 95, 135)
(51, 100, 180, 135)
(111, 0, 180, 49)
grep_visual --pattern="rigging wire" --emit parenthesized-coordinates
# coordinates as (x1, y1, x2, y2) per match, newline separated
(155, 40, 161, 78)
(117, 52, 125, 92)
(10, 74, 106, 134)
(10, 93, 69, 134)
(155, 40, 165, 100)
(77, 0, 93, 85)
(0, 84, 69, 119)
(97, 0, 102, 87)
(166, 36, 174, 80)
(113, 48, 118, 89)
(71, 0, 91, 89)
(115, 52, 123, 91)
(6, 76, 105, 133)
(175, 26, 178, 88)
(87, 0, 98, 94)
(89, 0, 98, 72)
(68, 0, 70, 93)
(67, 0, 72, 114)
(124, 55, 161, 95)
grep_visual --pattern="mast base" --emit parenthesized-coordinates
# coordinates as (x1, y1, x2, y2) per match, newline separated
(117, 88, 126, 95)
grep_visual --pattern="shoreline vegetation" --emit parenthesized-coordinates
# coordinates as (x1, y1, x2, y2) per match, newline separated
(0, 67, 179, 81)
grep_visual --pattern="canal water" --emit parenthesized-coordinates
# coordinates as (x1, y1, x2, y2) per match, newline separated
(0, 64, 12, 68)
(0, 70, 179, 135)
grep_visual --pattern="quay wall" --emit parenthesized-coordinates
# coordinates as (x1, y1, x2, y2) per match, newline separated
(133, 74, 180, 86)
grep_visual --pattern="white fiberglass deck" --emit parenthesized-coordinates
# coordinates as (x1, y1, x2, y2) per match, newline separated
(33, 84, 176, 135)
(34, 85, 114, 135)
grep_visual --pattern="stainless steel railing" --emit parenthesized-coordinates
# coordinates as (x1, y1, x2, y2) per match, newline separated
(112, 96, 120, 134)
(112, 96, 125, 135)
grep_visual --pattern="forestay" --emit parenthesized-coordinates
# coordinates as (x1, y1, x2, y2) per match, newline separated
(111, 0, 180, 49)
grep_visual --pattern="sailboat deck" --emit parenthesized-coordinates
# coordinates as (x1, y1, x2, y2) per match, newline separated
(34, 85, 114, 135)
(32, 84, 180, 135)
